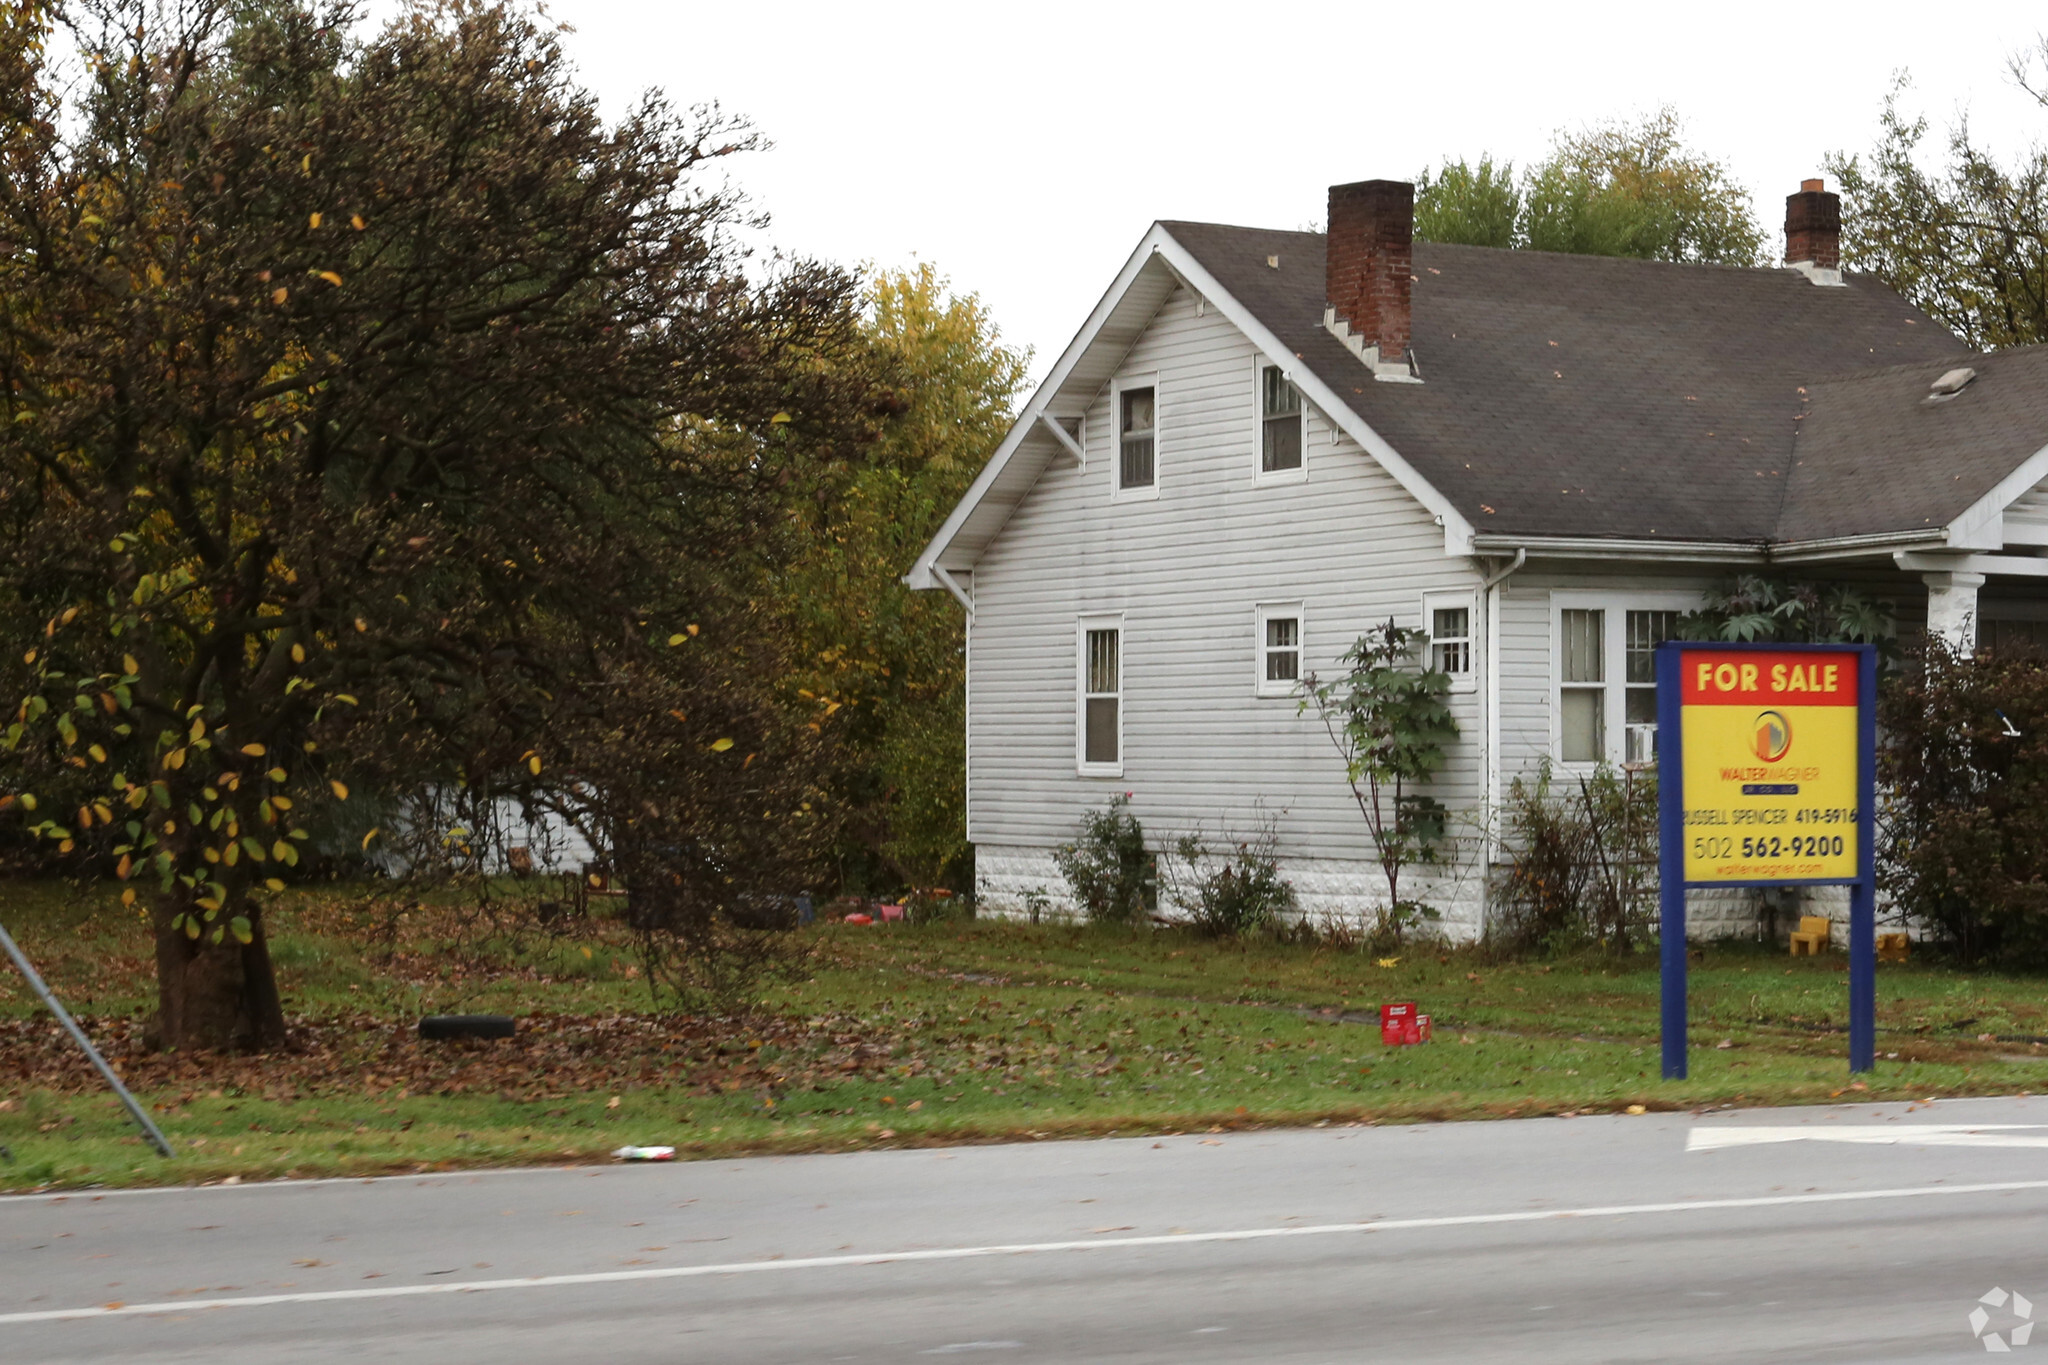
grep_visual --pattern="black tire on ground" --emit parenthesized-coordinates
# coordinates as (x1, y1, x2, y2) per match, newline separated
(418, 1014, 517, 1040)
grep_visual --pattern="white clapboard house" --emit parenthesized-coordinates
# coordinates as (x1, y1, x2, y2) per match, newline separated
(907, 178, 2048, 934)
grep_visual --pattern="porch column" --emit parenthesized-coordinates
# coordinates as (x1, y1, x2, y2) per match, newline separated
(1922, 570, 1985, 656)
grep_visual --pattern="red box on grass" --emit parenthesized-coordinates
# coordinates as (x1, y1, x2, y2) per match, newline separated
(1380, 1002, 1430, 1046)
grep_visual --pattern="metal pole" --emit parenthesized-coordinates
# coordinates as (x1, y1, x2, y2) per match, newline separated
(0, 918, 174, 1158)
(1657, 644, 1688, 1080)
(1848, 879, 1875, 1073)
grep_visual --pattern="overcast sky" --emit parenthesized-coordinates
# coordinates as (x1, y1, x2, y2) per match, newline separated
(546, 0, 2045, 383)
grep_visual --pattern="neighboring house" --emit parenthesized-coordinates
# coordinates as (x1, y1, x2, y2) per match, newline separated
(907, 178, 2048, 936)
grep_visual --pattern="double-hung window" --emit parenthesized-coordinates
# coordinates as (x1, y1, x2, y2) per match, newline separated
(1118, 386, 1155, 492)
(1553, 595, 1692, 766)
(1259, 365, 1303, 474)
(1078, 618, 1123, 773)
(1255, 603, 1303, 697)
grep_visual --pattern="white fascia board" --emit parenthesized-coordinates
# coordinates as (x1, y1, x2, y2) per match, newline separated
(905, 230, 1173, 590)
(1895, 550, 2048, 578)
(1768, 530, 1955, 563)
(1150, 232, 1476, 557)
(1944, 438, 2048, 552)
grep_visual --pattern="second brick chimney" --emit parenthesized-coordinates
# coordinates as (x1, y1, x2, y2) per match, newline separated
(1784, 178, 1843, 286)
(1325, 179, 1420, 380)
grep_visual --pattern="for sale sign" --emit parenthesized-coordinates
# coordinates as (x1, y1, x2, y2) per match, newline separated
(1677, 649, 1861, 884)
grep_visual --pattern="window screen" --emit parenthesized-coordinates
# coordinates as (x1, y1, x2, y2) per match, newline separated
(1119, 388, 1155, 489)
(1260, 366, 1302, 473)
(1559, 608, 1605, 763)
(1084, 627, 1120, 765)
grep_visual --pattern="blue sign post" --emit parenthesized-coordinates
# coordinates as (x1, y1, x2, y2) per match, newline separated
(1654, 642, 1878, 1080)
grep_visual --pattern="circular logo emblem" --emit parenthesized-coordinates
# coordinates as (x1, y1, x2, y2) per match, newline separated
(1752, 710, 1792, 762)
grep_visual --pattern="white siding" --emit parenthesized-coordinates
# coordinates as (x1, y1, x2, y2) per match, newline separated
(967, 287, 1482, 924)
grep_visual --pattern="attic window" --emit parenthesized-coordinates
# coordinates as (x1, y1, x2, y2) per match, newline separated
(1260, 366, 1303, 473)
(1925, 367, 1978, 403)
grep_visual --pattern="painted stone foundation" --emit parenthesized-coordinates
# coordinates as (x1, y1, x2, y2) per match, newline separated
(972, 842, 1829, 943)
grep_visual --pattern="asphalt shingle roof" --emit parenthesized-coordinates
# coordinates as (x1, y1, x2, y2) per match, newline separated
(1161, 222, 2047, 545)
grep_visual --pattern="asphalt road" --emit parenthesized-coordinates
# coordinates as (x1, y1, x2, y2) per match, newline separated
(8, 1095, 2048, 1363)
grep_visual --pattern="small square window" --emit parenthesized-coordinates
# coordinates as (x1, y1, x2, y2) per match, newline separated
(1260, 366, 1302, 473)
(1119, 387, 1155, 490)
(1255, 604, 1304, 697)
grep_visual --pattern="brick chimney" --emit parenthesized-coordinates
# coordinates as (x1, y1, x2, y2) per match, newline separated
(1325, 179, 1418, 380)
(1784, 178, 1842, 285)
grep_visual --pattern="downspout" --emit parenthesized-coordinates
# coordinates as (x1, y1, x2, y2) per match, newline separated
(930, 563, 975, 874)
(1478, 548, 1527, 933)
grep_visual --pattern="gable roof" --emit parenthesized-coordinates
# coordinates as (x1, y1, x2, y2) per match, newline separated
(1165, 223, 1973, 547)
(912, 219, 2048, 593)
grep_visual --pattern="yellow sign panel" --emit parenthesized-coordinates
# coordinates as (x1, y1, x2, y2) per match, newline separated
(1679, 650, 1860, 883)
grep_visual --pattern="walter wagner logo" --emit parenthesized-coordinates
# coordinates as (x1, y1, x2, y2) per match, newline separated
(1751, 709, 1793, 763)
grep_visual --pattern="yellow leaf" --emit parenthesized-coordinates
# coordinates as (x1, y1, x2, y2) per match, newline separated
(264, 878, 285, 892)
(686, 623, 699, 637)
(769, 412, 791, 425)
(291, 643, 305, 663)
(527, 755, 541, 775)
(710, 738, 734, 752)
(120, 888, 135, 906)
(350, 214, 365, 230)
(316, 270, 343, 287)
(272, 287, 288, 304)
(17, 793, 34, 811)
(272, 840, 290, 861)
(354, 618, 367, 633)
(271, 794, 293, 810)
(334, 694, 359, 706)
(88, 744, 107, 763)
(309, 212, 322, 228)
(330, 780, 349, 801)
(189, 717, 206, 741)
(241, 743, 266, 757)
(361, 827, 379, 851)
(667, 634, 686, 647)
(122, 654, 138, 675)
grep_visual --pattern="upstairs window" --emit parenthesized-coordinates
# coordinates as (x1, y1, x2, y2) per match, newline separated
(1079, 621, 1122, 772)
(1255, 603, 1303, 697)
(1119, 387, 1155, 491)
(1260, 366, 1303, 473)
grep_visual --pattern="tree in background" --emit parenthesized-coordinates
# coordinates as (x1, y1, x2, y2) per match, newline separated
(1415, 109, 1765, 265)
(0, 0, 885, 1047)
(1826, 59, 2048, 350)
(781, 265, 1027, 894)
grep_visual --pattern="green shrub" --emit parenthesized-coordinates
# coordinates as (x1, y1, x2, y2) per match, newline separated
(1879, 638, 2048, 963)
(1491, 760, 1657, 956)
(1053, 795, 1152, 925)
(1169, 819, 1296, 937)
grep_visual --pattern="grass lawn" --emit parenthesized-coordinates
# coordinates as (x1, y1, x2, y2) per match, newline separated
(4, 879, 2047, 1193)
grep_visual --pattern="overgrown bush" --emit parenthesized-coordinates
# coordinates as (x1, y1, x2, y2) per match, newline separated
(1490, 761, 1657, 956)
(1054, 795, 1153, 925)
(1879, 639, 2048, 964)
(1167, 820, 1297, 937)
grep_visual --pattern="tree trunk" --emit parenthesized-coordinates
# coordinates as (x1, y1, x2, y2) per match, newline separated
(149, 897, 288, 1052)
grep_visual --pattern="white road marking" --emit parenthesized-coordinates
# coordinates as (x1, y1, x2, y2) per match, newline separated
(7, 1178, 2048, 1326)
(1688, 1124, 2048, 1152)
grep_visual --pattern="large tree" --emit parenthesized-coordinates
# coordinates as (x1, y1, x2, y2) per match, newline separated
(1826, 58, 2048, 350)
(779, 266, 1026, 893)
(1415, 109, 1765, 266)
(0, 0, 883, 1047)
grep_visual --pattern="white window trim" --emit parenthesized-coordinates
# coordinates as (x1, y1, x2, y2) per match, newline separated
(1076, 612, 1126, 777)
(1254, 601, 1306, 698)
(1422, 590, 1478, 694)
(1109, 373, 1161, 503)
(1548, 589, 1701, 769)
(1250, 357, 1308, 486)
